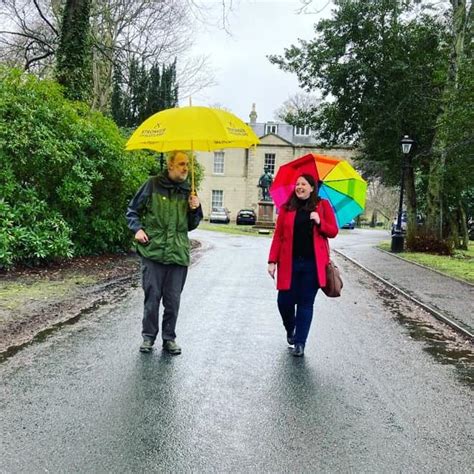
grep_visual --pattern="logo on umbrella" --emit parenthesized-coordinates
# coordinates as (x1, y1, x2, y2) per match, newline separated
(141, 128, 166, 137)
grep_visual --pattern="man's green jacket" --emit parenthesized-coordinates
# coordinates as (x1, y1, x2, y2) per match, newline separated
(126, 174, 203, 266)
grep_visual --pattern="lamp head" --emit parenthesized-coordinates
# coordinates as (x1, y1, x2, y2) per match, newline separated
(401, 135, 414, 154)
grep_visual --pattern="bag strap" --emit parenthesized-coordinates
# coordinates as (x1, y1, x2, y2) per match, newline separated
(325, 238, 331, 260)
(319, 200, 332, 258)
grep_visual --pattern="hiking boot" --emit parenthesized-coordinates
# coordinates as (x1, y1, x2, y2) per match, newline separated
(139, 339, 154, 353)
(292, 344, 305, 357)
(163, 340, 182, 355)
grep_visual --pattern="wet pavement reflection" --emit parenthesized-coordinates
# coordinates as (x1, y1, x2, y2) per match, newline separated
(1, 230, 472, 472)
(377, 285, 474, 385)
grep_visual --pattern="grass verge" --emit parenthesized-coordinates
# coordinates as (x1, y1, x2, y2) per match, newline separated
(378, 241, 474, 284)
(199, 222, 272, 237)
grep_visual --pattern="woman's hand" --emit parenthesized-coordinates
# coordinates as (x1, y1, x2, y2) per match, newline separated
(135, 229, 149, 244)
(267, 263, 276, 279)
(310, 211, 321, 225)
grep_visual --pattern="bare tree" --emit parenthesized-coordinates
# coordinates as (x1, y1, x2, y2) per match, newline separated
(0, 0, 60, 75)
(296, 0, 332, 15)
(366, 179, 399, 226)
(206, 102, 232, 112)
(0, 0, 231, 110)
(274, 93, 321, 123)
(89, 0, 200, 110)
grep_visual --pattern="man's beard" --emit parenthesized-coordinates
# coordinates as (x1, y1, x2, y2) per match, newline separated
(172, 173, 188, 183)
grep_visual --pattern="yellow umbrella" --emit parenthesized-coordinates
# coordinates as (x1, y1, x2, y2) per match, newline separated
(125, 106, 260, 193)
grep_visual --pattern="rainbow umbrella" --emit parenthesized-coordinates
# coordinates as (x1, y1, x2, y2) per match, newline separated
(269, 153, 367, 228)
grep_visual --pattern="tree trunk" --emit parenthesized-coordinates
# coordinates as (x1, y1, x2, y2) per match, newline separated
(458, 202, 469, 250)
(90, 13, 114, 112)
(92, 54, 113, 111)
(448, 212, 460, 248)
(405, 155, 418, 249)
(55, 0, 92, 102)
(370, 209, 378, 227)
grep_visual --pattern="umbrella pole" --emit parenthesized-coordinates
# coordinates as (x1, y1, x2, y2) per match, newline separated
(191, 147, 195, 195)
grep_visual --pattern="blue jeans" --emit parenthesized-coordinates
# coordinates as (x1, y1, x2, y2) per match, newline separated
(277, 257, 319, 345)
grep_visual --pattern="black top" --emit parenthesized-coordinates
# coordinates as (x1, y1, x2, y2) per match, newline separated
(293, 208, 315, 259)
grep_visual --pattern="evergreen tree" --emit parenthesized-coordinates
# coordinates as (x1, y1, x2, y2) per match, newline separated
(134, 62, 150, 126)
(111, 63, 125, 126)
(110, 57, 179, 128)
(146, 64, 161, 119)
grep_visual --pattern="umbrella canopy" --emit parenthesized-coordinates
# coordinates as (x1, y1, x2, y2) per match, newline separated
(125, 106, 260, 152)
(270, 153, 367, 228)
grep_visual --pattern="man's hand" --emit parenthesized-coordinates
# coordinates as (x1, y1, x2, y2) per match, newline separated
(189, 195, 200, 210)
(134, 229, 149, 244)
(267, 263, 276, 279)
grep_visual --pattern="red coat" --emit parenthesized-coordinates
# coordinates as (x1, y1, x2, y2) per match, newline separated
(268, 199, 338, 290)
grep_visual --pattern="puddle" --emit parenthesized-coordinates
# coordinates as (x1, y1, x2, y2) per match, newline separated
(377, 286, 474, 387)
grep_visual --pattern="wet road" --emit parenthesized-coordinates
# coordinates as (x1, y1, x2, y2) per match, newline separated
(1, 230, 472, 473)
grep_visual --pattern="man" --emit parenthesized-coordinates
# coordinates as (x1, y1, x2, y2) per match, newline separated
(126, 151, 202, 355)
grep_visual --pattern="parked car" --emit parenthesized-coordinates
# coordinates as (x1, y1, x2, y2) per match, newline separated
(236, 209, 256, 225)
(391, 212, 424, 234)
(469, 217, 474, 240)
(209, 207, 230, 224)
(391, 214, 407, 234)
(341, 219, 355, 230)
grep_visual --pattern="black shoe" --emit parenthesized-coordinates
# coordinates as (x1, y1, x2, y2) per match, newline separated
(139, 339, 154, 353)
(292, 344, 305, 357)
(162, 340, 182, 355)
(286, 329, 295, 346)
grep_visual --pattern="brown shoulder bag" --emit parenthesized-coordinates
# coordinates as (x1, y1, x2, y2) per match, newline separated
(316, 202, 343, 297)
(321, 237, 343, 297)
(322, 260, 343, 297)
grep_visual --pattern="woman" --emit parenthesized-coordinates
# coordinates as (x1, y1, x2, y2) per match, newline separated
(267, 174, 338, 357)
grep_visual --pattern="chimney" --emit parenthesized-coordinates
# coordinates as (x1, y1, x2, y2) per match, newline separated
(249, 103, 257, 124)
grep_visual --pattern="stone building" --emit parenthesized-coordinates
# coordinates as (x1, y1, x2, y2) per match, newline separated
(196, 104, 355, 221)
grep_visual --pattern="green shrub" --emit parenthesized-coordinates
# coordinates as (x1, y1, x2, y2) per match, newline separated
(0, 190, 73, 267)
(0, 67, 156, 268)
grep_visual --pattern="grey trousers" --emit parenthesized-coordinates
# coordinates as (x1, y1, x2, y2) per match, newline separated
(141, 257, 188, 342)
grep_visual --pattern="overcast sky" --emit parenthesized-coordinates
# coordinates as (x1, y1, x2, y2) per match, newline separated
(185, 1, 334, 123)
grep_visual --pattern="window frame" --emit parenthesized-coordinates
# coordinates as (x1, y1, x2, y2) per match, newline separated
(294, 125, 311, 136)
(213, 151, 225, 175)
(265, 124, 278, 135)
(211, 190, 224, 209)
(264, 153, 276, 175)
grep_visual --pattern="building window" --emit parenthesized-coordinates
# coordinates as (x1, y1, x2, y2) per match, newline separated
(211, 190, 224, 209)
(213, 151, 224, 174)
(294, 126, 312, 136)
(264, 153, 276, 174)
(265, 123, 278, 135)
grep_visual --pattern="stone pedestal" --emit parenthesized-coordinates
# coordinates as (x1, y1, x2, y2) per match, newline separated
(254, 201, 275, 229)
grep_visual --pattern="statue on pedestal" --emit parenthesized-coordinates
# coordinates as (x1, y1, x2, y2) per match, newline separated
(258, 166, 273, 202)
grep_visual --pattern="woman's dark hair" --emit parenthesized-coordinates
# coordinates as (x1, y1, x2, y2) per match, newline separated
(284, 174, 320, 211)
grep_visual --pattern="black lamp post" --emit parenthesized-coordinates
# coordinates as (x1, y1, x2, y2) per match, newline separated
(391, 135, 414, 253)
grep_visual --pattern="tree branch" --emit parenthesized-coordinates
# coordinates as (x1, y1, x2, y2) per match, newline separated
(25, 49, 54, 70)
(33, 0, 58, 36)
